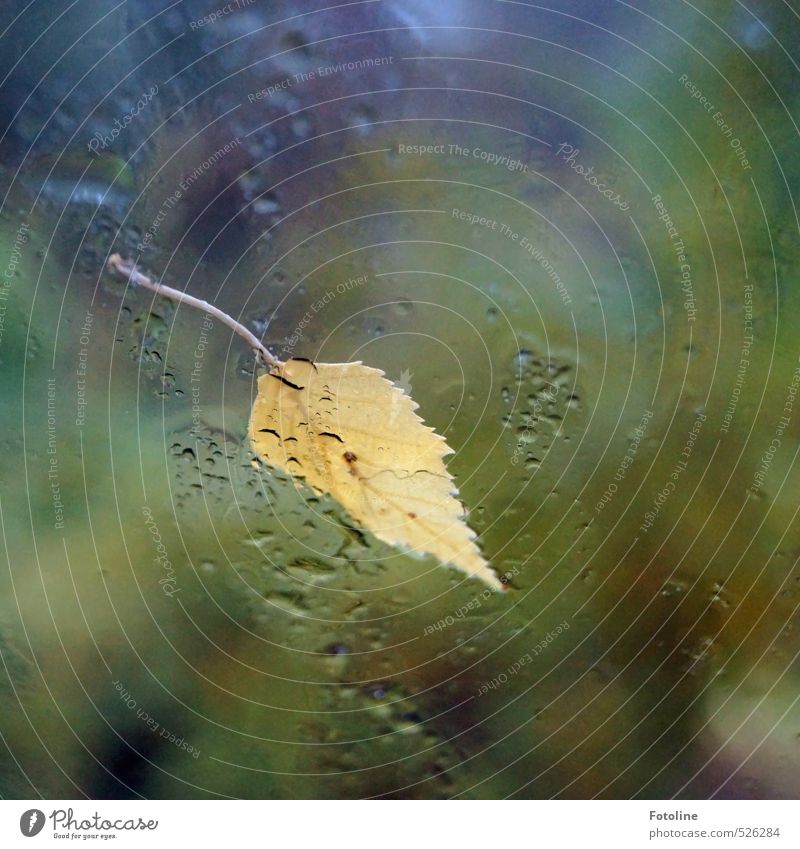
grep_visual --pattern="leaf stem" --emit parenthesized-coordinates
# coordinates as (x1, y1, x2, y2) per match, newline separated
(107, 254, 281, 369)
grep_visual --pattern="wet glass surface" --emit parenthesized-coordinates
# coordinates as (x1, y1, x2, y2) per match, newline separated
(1, 0, 799, 799)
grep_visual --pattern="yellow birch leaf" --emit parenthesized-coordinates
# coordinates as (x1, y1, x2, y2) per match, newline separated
(248, 358, 503, 590)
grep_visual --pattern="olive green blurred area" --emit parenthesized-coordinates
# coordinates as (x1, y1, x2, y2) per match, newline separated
(1, 0, 799, 799)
